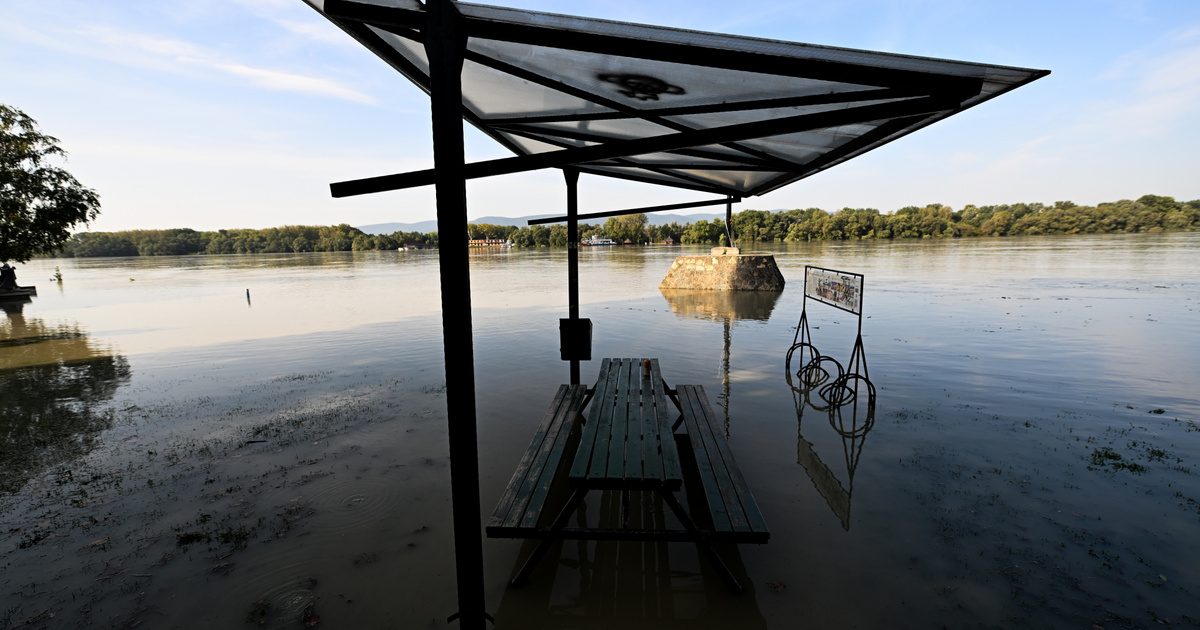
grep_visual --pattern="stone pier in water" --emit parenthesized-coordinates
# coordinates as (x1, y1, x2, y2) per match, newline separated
(659, 247, 785, 291)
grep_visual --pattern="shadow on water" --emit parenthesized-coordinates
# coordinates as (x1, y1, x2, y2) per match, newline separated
(0, 301, 131, 494)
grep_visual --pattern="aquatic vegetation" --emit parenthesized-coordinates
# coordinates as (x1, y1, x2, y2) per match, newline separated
(1090, 447, 1147, 474)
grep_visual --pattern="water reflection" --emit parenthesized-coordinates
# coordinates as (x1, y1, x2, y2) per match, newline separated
(787, 355, 875, 531)
(493, 537, 768, 629)
(1, 296, 32, 317)
(1, 307, 131, 493)
(661, 289, 782, 437)
(659, 289, 780, 322)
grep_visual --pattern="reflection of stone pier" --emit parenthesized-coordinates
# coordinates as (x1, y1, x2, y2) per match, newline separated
(660, 286, 782, 437)
(659, 289, 781, 322)
(659, 247, 785, 291)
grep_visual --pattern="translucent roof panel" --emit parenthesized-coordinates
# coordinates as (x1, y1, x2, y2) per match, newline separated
(474, 39, 873, 112)
(309, 0, 1048, 197)
(458, 59, 611, 119)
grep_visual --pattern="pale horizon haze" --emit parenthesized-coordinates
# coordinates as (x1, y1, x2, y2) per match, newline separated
(3, 0, 1199, 232)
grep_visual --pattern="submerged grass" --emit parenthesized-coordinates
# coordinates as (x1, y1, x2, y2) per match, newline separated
(1089, 446, 1147, 473)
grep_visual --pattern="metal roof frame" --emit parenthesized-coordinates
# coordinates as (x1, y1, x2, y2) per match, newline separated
(313, 0, 1047, 199)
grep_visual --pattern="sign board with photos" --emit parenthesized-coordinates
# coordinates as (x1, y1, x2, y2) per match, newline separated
(804, 267, 863, 315)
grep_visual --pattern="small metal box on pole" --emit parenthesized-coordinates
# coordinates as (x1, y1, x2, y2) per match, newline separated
(559, 317, 592, 361)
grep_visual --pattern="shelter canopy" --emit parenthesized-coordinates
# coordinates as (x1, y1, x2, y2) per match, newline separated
(307, 0, 1048, 197)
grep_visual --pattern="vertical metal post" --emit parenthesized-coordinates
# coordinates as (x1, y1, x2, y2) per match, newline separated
(425, 0, 486, 627)
(722, 317, 732, 437)
(565, 168, 581, 385)
(725, 196, 734, 247)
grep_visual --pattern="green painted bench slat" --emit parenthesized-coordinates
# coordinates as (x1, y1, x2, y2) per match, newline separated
(651, 359, 683, 486)
(630, 358, 652, 483)
(487, 383, 588, 534)
(677, 385, 769, 542)
(571, 358, 619, 482)
(605, 358, 634, 480)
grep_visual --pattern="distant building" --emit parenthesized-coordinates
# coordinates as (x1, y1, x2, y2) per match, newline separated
(468, 238, 508, 247)
(581, 236, 616, 246)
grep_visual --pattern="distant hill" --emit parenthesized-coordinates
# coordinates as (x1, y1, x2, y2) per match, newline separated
(647, 212, 726, 225)
(356, 220, 439, 234)
(357, 211, 734, 234)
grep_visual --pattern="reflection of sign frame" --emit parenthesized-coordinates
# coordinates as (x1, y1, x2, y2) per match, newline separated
(804, 267, 863, 316)
(792, 392, 874, 531)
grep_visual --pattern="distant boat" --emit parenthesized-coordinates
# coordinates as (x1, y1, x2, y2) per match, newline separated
(467, 238, 512, 248)
(0, 285, 37, 300)
(582, 236, 616, 246)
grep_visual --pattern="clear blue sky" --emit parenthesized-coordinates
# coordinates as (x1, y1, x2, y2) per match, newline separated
(4, 0, 1198, 231)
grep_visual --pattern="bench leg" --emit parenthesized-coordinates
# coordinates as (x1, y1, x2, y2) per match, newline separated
(510, 489, 587, 586)
(657, 490, 744, 594)
(696, 543, 743, 595)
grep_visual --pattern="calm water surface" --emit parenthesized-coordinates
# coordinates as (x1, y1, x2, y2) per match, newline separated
(1, 234, 1198, 628)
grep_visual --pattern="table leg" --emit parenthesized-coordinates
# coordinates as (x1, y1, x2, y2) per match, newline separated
(510, 489, 587, 586)
(657, 490, 744, 594)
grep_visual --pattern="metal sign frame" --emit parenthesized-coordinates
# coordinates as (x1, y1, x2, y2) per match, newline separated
(802, 265, 864, 318)
(785, 264, 875, 530)
(787, 265, 872, 410)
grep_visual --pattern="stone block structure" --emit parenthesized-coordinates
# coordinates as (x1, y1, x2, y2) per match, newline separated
(659, 249, 786, 291)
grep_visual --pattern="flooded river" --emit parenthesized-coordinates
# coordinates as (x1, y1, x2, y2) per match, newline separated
(2, 233, 1198, 628)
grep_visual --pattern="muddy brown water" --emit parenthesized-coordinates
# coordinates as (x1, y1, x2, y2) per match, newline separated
(2, 234, 1198, 629)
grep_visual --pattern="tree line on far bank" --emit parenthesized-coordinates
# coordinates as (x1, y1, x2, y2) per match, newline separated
(58, 225, 437, 258)
(54, 194, 1200, 258)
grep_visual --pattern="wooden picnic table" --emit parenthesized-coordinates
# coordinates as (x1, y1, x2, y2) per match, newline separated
(569, 358, 682, 492)
(487, 357, 768, 592)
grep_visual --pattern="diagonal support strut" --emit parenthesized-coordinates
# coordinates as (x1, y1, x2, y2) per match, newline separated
(330, 95, 957, 197)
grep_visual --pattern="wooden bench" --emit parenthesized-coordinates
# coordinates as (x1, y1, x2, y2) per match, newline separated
(675, 385, 769, 543)
(487, 384, 589, 538)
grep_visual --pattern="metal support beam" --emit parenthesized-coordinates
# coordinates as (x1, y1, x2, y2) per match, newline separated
(482, 88, 912, 126)
(425, 0, 486, 627)
(330, 96, 956, 197)
(528, 195, 740, 226)
(725, 197, 734, 247)
(565, 168, 581, 385)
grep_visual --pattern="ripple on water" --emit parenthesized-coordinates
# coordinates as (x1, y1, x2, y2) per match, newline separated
(235, 550, 321, 629)
(295, 465, 412, 536)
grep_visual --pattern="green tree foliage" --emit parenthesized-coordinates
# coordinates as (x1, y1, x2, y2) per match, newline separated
(58, 224, 438, 257)
(649, 221, 684, 244)
(66, 233, 137, 257)
(467, 223, 518, 240)
(600, 213, 649, 243)
(722, 196, 1197, 245)
(681, 219, 726, 244)
(1, 104, 101, 262)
